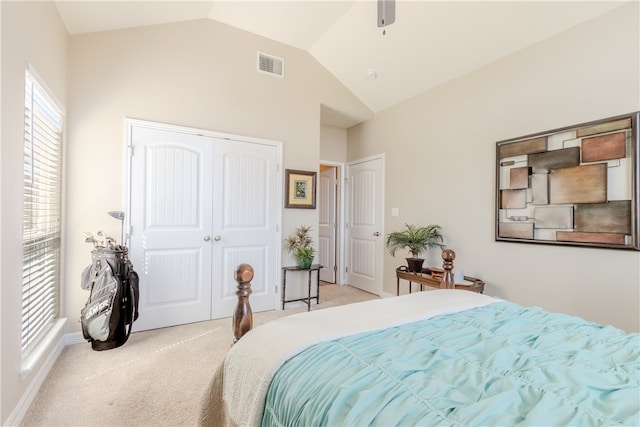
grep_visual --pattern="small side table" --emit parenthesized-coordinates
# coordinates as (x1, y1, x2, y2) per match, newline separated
(282, 264, 323, 311)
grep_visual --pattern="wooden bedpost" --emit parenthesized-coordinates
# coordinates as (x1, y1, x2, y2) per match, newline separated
(440, 249, 455, 289)
(233, 263, 254, 344)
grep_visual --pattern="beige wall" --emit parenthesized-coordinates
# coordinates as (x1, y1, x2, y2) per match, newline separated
(1, 1, 68, 423)
(320, 124, 347, 163)
(348, 2, 640, 333)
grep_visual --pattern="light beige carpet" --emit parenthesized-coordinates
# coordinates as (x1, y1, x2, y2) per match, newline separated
(20, 284, 377, 427)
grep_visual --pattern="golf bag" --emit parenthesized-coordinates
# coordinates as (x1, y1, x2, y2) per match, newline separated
(80, 245, 139, 351)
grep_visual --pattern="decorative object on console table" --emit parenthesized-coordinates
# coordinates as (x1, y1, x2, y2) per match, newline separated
(284, 225, 316, 268)
(385, 223, 445, 272)
(395, 249, 484, 295)
(496, 111, 640, 250)
(430, 267, 443, 281)
(285, 169, 317, 209)
(297, 255, 313, 269)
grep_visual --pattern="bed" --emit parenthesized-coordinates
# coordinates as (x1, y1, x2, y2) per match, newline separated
(200, 251, 640, 427)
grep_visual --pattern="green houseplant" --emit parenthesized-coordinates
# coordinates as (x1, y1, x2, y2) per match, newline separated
(385, 223, 445, 272)
(284, 225, 316, 269)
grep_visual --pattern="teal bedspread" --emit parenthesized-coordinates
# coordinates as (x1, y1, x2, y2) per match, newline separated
(261, 302, 639, 426)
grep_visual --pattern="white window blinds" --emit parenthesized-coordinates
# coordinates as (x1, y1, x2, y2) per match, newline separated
(22, 69, 63, 356)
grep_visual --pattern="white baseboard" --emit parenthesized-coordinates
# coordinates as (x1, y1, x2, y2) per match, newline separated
(6, 327, 69, 427)
(65, 331, 87, 346)
(380, 290, 395, 299)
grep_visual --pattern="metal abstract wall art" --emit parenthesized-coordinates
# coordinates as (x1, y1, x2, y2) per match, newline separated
(496, 112, 639, 250)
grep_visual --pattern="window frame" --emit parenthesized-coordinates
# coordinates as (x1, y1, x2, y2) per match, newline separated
(21, 67, 65, 359)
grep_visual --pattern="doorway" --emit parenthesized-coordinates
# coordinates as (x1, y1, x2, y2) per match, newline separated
(318, 164, 339, 283)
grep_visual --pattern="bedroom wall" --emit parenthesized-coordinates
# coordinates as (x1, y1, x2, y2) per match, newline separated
(65, 19, 370, 331)
(320, 124, 348, 163)
(1, 1, 68, 423)
(347, 2, 640, 333)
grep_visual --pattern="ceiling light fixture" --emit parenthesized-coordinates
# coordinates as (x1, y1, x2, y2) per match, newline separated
(377, 0, 396, 35)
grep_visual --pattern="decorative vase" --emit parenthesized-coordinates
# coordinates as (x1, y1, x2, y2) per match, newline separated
(406, 257, 424, 273)
(297, 255, 314, 269)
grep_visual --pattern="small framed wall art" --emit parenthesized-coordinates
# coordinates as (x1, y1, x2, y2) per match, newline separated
(285, 169, 316, 209)
(495, 112, 639, 250)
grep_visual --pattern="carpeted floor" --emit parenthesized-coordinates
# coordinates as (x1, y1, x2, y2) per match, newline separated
(20, 284, 376, 426)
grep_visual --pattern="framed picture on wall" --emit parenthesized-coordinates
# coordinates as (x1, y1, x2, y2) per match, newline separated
(495, 112, 640, 250)
(285, 169, 316, 209)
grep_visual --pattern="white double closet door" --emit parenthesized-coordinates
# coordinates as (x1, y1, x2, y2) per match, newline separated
(127, 122, 279, 331)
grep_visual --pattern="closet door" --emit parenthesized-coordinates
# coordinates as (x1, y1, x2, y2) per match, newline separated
(129, 126, 214, 331)
(210, 139, 279, 317)
(128, 124, 280, 331)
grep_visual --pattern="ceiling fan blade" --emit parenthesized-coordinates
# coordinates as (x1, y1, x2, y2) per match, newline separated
(377, 0, 396, 28)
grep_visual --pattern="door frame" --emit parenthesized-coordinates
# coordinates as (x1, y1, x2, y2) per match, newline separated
(122, 117, 284, 309)
(319, 160, 346, 285)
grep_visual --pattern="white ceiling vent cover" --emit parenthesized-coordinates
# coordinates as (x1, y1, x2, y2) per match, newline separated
(257, 51, 284, 78)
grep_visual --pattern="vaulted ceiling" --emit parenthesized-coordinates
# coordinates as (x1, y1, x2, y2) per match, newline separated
(55, 1, 626, 127)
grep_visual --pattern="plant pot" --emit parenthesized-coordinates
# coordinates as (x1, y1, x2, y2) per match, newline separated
(296, 255, 314, 269)
(406, 257, 424, 273)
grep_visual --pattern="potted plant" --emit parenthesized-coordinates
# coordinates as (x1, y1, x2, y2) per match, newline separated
(385, 223, 445, 272)
(284, 225, 316, 269)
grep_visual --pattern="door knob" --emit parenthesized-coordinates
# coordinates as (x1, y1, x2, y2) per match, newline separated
(373, 232, 380, 237)
(214, 235, 221, 241)
(204, 235, 211, 241)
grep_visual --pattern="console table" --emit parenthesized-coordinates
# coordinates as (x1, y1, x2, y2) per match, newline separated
(282, 264, 323, 311)
(396, 266, 484, 295)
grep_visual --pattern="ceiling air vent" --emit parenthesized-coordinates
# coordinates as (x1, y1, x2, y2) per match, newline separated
(257, 51, 284, 78)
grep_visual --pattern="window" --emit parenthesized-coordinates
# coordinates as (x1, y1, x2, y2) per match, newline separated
(21, 69, 64, 357)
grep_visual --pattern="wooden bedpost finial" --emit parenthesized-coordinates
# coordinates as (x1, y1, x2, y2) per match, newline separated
(235, 263, 254, 284)
(440, 249, 455, 289)
(233, 263, 254, 344)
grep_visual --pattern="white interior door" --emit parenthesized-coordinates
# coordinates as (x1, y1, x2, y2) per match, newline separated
(210, 139, 278, 317)
(318, 167, 337, 283)
(347, 156, 384, 295)
(129, 126, 214, 331)
(128, 122, 280, 331)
